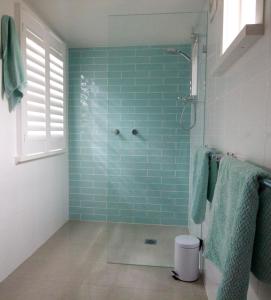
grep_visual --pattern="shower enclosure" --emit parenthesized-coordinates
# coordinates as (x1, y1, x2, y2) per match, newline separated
(106, 12, 208, 267)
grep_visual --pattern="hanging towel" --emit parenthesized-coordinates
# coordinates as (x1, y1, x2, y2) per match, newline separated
(204, 156, 270, 300)
(251, 186, 271, 283)
(1, 15, 26, 111)
(191, 146, 210, 224)
(207, 156, 219, 202)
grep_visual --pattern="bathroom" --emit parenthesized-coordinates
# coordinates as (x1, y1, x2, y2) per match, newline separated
(0, 0, 270, 299)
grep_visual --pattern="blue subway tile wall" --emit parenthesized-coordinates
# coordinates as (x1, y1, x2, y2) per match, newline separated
(69, 45, 191, 225)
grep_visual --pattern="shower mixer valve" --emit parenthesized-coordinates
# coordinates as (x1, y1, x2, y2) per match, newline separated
(132, 129, 138, 135)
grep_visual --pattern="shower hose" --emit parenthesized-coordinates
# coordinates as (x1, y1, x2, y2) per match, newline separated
(179, 101, 197, 130)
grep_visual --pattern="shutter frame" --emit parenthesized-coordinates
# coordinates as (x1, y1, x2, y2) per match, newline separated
(16, 3, 67, 160)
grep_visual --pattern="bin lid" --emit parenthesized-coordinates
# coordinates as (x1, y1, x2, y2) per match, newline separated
(175, 235, 200, 249)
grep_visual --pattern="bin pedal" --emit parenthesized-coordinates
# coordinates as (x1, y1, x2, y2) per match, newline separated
(171, 270, 182, 281)
(171, 270, 199, 282)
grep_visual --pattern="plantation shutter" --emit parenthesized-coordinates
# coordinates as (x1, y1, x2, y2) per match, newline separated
(18, 7, 66, 159)
(20, 12, 48, 155)
(48, 34, 66, 151)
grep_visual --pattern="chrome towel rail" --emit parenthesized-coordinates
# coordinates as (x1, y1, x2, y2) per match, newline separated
(207, 150, 271, 189)
(262, 179, 271, 189)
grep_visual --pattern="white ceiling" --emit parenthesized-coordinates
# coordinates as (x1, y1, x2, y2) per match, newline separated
(24, 0, 207, 48)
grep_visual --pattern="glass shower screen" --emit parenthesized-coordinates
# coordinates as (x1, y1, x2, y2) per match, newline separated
(106, 12, 207, 267)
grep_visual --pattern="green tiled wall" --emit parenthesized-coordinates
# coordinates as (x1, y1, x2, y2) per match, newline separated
(69, 45, 191, 225)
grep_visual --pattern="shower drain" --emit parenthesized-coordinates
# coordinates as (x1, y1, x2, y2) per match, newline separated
(144, 239, 157, 245)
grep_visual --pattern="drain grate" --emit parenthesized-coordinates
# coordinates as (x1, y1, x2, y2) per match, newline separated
(144, 239, 157, 245)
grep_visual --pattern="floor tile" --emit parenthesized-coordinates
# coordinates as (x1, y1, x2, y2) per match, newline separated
(0, 221, 207, 300)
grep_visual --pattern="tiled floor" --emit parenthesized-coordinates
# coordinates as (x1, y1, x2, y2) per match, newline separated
(0, 221, 207, 300)
(108, 223, 187, 267)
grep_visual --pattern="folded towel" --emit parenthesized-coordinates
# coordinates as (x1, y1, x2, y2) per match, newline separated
(204, 156, 270, 300)
(1, 15, 26, 111)
(191, 147, 210, 224)
(207, 156, 219, 202)
(251, 186, 271, 283)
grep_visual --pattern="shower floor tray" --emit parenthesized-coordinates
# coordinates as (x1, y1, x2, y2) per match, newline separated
(107, 223, 187, 267)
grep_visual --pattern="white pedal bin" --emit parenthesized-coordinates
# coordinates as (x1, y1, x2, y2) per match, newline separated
(174, 235, 200, 282)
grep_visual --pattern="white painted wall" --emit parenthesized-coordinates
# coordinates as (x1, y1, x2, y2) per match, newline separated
(203, 0, 271, 299)
(0, 0, 69, 282)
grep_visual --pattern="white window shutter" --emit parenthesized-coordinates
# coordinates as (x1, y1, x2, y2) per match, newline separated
(20, 11, 48, 155)
(48, 33, 66, 151)
(17, 5, 66, 159)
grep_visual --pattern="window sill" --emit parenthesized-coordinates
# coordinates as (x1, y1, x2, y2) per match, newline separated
(214, 24, 264, 76)
(15, 149, 66, 165)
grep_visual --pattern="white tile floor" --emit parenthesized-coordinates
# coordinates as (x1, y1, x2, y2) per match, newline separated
(0, 221, 207, 300)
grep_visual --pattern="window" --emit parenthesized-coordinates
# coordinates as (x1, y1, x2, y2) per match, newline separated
(17, 4, 66, 162)
(222, 0, 264, 53)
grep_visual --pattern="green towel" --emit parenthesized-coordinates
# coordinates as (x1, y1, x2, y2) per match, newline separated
(204, 156, 270, 300)
(207, 156, 219, 202)
(191, 147, 210, 224)
(251, 187, 271, 282)
(1, 15, 26, 111)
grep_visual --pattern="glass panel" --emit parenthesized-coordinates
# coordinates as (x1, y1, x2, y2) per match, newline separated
(107, 12, 208, 267)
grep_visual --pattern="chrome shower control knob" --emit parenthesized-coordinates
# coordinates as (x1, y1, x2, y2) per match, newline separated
(113, 129, 120, 135)
(132, 129, 138, 135)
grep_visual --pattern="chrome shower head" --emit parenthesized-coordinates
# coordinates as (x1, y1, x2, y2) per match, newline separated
(165, 48, 191, 62)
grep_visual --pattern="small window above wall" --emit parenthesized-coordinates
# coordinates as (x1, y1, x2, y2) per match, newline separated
(215, 0, 264, 75)
(15, 3, 67, 163)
